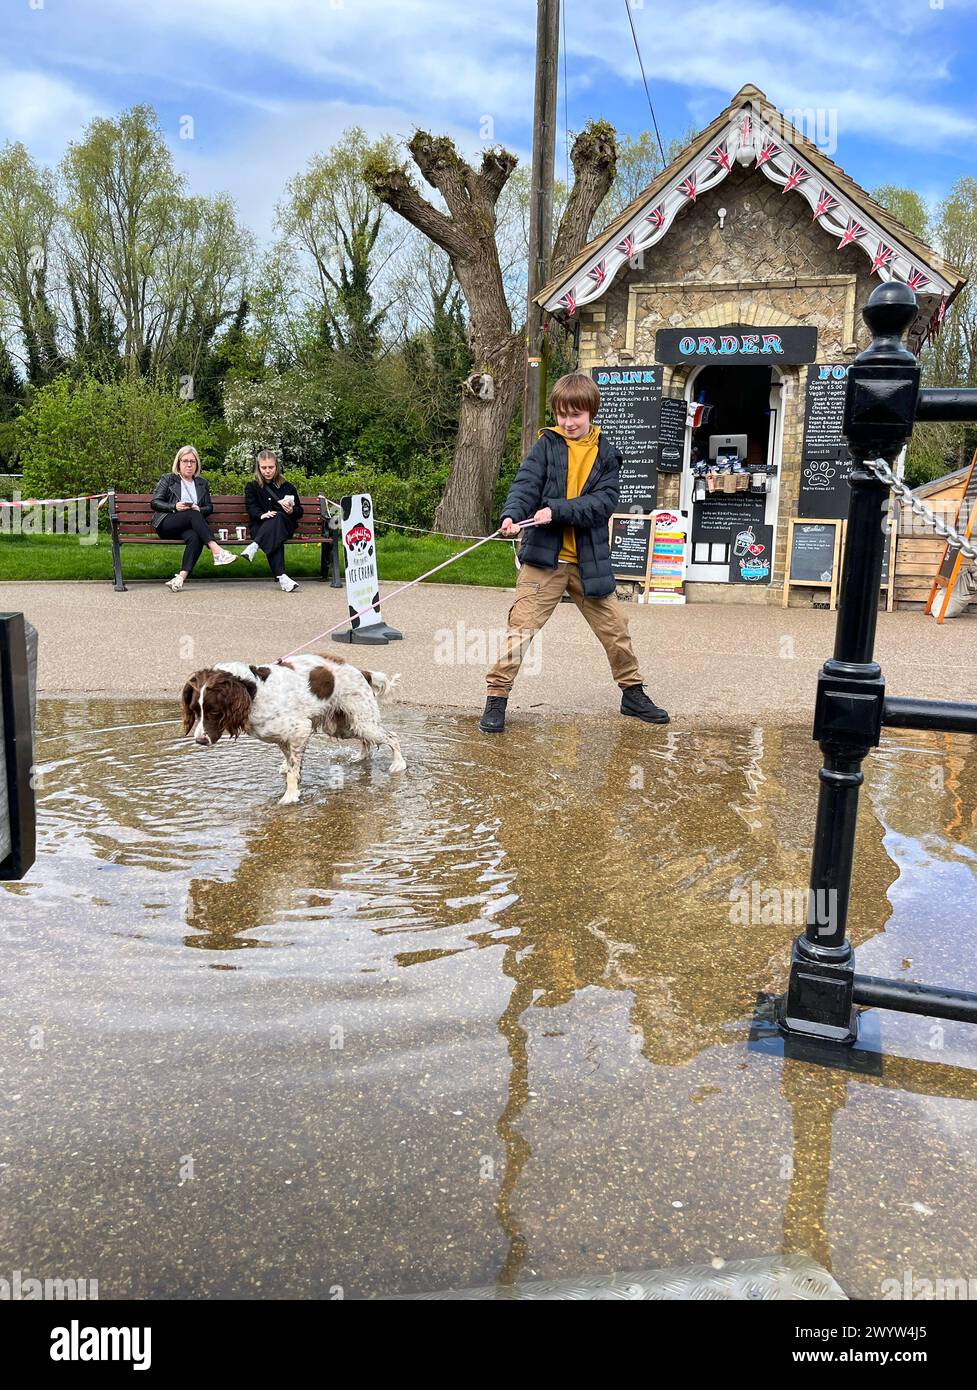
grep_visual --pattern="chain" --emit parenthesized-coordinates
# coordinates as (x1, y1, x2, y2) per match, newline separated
(866, 456, 977, 563)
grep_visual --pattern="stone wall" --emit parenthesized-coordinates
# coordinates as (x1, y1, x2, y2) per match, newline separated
(578, 163, 881, 603)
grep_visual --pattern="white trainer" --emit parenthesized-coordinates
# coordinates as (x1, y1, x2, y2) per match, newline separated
(278, 574, 298, 593)
(165, 574, 184, 592)
(241, 542, 259, 562)
(213, 548, 238, 566)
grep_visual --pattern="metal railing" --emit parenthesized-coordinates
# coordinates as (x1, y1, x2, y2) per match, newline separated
(778, 283, 977, 1044)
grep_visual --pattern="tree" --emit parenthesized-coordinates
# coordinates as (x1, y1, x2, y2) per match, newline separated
(871, 184, 930, 242)
(0, 143, 61, 383)
(60, 106, 251, 381)
(278, 129, 401, 362)
(366, 121, 617, 534)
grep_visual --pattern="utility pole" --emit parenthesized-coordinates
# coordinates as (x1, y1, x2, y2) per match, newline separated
(521, 0, 561, 459)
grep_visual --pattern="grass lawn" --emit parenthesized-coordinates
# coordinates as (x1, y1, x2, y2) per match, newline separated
(0, 526, 519, 588)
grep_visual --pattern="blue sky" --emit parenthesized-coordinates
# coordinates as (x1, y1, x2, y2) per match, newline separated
(4, 0, 976, 243)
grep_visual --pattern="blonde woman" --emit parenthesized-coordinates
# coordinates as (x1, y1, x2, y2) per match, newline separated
(151, 446, 238, 592)
(241, 449, 304, 592)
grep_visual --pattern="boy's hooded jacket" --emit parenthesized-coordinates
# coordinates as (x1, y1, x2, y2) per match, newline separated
(500, 427, 622, 597)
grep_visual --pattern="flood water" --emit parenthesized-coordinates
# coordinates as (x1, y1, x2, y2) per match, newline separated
(2, 698, 977, 1299)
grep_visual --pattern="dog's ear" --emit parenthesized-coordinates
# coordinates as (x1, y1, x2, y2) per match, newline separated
(180, 680, 197, 735)
(216, 674, 253, 739)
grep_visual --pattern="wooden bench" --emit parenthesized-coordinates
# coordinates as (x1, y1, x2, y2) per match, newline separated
(108, 490, 342, 592)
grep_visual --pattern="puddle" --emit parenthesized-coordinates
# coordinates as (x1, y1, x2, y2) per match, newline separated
(2, 698, 977, 1298)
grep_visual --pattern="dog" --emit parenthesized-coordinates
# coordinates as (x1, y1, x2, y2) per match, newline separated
(181, 651, 405, 804)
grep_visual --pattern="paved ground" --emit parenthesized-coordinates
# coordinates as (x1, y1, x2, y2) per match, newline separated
(1, 578, 973, 725)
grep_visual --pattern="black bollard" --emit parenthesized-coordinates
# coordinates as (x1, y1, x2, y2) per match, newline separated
(779, 284, 921, 1043)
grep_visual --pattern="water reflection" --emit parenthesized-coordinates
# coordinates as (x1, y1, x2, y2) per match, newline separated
(2, 698, 976, 1297)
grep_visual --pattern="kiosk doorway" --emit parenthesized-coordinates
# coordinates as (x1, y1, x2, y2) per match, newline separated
(680, 364, 783, 583)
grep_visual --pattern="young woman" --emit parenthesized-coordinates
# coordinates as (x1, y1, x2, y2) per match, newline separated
(151, 446, 238, 592)
(242, 449, 304, 592)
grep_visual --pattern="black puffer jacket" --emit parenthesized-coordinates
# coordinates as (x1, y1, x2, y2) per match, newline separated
(500, 429, 621, 597)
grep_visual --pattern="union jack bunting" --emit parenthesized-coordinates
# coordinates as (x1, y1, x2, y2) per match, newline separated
(782, 162, 809, 193)
(870, 243, 893, 274)
(812, 189, 838, 220)
(679, 175, 698, 201)
(708, 142, 730, 171)
(936, 297, 947, 326)
(906, 268, 929, 293)
(646, 204, 665, 230)
(615, 234, 636, 258)
(837, 218, 866, 249)
(588, 261, 607, 287)
(756, 141, 781, 167)
(560, 290, 576, 315)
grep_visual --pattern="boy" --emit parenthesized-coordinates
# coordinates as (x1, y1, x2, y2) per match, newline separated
(480, 371, 669, 733)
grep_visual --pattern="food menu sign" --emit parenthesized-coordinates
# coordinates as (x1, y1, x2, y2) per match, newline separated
(591, 367, 661, 511)
(657, 397, 686, 473)
(799, 365, 855, 519)
(609, 513, 654, 581)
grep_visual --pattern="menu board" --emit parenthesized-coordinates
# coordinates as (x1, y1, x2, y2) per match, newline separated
(591, 366, 661, 511)
(609, 513, 653, 580)
(799, 365, 854, 519)
(788, 521, 839, 583)
(729, 523, 774, 585)
(657, 397, 686, 472)
(691, 493, 766, 544)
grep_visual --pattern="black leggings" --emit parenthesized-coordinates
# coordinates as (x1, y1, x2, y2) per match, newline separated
(252, 513, 295, 578)
(157, 510, 215, 573)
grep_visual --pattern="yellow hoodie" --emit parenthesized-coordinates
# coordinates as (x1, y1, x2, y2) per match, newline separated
(551, 424, 600, 564)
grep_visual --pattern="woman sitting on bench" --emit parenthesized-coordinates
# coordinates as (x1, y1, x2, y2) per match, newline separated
(241, 449, 304, 593)
(152, 446, 238, 592)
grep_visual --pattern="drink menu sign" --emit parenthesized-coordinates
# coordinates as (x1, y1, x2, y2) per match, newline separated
(799, 365, 854, 519)
(657, 397, 686, 472)
(591, 366, 661, 511)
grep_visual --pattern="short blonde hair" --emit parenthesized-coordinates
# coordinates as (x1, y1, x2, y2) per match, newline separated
(171, 446, 201, 476)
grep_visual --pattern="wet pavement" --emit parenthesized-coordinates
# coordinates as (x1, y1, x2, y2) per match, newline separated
(2, 699, 977, 1299)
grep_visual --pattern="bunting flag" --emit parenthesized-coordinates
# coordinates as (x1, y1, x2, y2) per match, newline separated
(871, 243, 894, 274)
(615, 234, 636, 258)
(708, 141, 731, 171)
(646, 204, 665, 230)
(907, 268, 929, 293)
(756, 140, 781, 166)
(783, 162, 809, 192)
(679, 176, 698, 201)
(588, 261, 607, 287)
(837, 217, 866, 249)
(812, 189, 838, 219)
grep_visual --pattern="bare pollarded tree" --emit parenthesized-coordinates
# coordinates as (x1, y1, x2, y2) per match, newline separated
(366, 121, 616, 535)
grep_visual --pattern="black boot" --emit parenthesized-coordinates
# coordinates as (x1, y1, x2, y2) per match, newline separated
(479, 696, 508, 733)
(620, 684, 670, 724)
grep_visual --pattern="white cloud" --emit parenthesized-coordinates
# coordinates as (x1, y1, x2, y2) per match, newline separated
(0, 68, 106, 160)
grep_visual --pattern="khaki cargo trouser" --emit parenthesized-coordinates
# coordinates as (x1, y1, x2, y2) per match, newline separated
(486, 562, 643, 697)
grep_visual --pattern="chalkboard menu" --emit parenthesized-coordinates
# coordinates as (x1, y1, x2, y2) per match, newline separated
(799, 365, 854, 519)
(789, 522, 839, 583)
(657, 397, 686, 472)
(609, 513, 653, 580)
(729, 523, 774, 584)
(591, 366, 661, 511)
(691, 493, 766, 544)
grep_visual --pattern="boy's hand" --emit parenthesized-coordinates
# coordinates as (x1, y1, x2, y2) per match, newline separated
(533, 507, 553, 525)
(500, 517, 520, 537)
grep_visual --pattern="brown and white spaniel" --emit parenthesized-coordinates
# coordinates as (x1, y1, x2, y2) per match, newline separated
(181, 651, 404, 804)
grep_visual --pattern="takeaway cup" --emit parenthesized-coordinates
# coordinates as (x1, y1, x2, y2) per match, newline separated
(235, 526, 247, 541)
(218, 528, 229, 542)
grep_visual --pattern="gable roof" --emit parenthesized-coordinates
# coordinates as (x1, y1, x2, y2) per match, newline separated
(538, 84, 966, 350)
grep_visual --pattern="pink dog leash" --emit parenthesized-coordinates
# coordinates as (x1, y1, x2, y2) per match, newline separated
(276, 518, 542, 664)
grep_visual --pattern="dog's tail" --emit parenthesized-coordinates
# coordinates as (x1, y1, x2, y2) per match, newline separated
(364, 669, 400, 701)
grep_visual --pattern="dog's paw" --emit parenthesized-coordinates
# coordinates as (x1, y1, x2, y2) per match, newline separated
(389, 756, 407, 774)
(278, 789, 300, 805)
